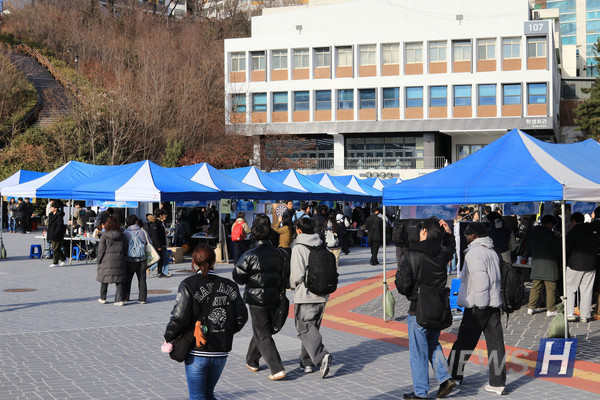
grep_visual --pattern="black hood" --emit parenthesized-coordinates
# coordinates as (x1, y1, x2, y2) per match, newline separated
(409, 238, 442, 257)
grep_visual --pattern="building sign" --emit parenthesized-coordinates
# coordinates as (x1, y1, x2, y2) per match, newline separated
(524, 21, 548, 35)
(525, 118, 549, 128)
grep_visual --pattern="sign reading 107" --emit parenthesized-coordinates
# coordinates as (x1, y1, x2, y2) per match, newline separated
(524, 21, 548, 35)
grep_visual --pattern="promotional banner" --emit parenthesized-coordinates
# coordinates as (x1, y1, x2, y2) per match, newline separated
(88, 201, 138, 208)
(220, 199, 231, 215)
(319, 200, 336, 210)
(503, 202, 539, 215)
(175, 200, 207, 207)
(399, 205, 459, 220)
(236, 201, 255, 212)
(572, 202, 597, 215)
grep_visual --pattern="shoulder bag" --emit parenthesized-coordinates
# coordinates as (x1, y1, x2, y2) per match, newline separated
(271, 255, 290, 334)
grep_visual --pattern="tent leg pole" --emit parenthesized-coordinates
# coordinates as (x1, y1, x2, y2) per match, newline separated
(561, 201, 568, 338)
(382, 205, 386, 322)
(69, 199, 73, 265)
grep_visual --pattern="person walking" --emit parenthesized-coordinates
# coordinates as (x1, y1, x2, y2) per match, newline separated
(163, 245, 248, 400)
(395, 217, 456, 399)
(290, 218, 333, 378)
(7, 198, 17, 233)
(47, 200, 67, 268)
(147, 209, 170, 278)
(123, 215, 151, 304)
(96, 216, 129, 306)
(448, 222, 507, 395)
(272, 213, 294, 259)
(231, 212, 251, 265)
(233, 223, 289, 381)
(322, 215, 342, 268)
(364, 207, 384, 265)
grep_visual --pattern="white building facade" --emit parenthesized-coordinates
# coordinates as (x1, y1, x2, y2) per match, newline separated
(224, 0, 560, 179)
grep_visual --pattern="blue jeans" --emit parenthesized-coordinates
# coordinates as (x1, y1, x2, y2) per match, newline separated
(185, 355, 227, 400)
(161, 247, 169, 275)
(406, 314, 452, 397)
(8, 215, 16, 231)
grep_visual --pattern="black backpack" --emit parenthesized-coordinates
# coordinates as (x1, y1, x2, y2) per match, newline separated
(499, 255, 524, 316)
(392, 220, 407, 245)
(300, 243, 338, 295)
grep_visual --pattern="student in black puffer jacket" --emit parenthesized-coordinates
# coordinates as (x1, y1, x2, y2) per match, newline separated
(96, 216, 128, 306)
(164, 245, 247, 400)
(233, 223, 290, 381)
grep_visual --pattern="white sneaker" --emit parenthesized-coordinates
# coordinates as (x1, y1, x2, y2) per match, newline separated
(97, 299, 106, 304)
(526, 308, 534, 315)
(114, 301, 124, 306)
(304, 366, 313, 374)
(59, 261, 66, 266)
(484, 385, 506, 395)
(48, 264, 58, 268)
(547, 310, 558, 317)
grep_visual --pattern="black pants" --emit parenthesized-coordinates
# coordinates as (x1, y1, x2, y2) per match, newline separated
(246, 305, 284, 374)
(51, 240, 66, 264)
(370, 240, 381, 264)
(124, 261, 147, 302)
(449, 307, 506, 387)
(232, 240, 249, 265)
(341, 232, 351, 254)
(100, 282, 125, 303)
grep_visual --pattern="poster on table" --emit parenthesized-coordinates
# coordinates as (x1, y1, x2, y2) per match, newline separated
(399, 205, 459, 220)
(503, 202, 539, 216)
(572, 201, 597, 215)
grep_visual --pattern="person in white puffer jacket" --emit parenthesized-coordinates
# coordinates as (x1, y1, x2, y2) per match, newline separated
(449, 222, 507, 396)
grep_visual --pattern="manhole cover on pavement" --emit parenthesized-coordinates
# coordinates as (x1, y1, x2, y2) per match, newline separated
(4, 288, 36, 292)
(147, 289, 171, 294)
(174, 269, 195, 274)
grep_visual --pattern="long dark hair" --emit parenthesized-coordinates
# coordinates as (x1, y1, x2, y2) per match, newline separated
(192, 244, 215, 277)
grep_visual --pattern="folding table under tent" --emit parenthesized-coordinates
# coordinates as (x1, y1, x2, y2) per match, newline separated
(382, 128, 600, 336)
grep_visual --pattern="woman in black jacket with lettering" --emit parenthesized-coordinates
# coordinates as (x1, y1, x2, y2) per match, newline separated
(164, 245, 247, 400)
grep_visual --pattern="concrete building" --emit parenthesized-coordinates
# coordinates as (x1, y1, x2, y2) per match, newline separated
(224, 0, 560, 178)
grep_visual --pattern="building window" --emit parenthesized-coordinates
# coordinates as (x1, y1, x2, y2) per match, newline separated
(406, 42, 423, 63)
(454, 85, 472, 106)
(265, 135, 333, 161)
(478, 38, 496, 60)
(272, 50, 287, 69)
(359, 89, 376, 109)
(337, 46, 353, 67)
(315, 90, 332, 110)
(503, 84, 522, 105)
(346, 136, 423, 160)
(315, 48, 331, 68)
(294, 91, 309, 111)
(430, 86, 447, 107)
(457, 144, 483, 160)
(251, 51, 265, 71)
(502, 37, 521, 59)
(429, 41, 447, 62)
(406, 87, 423, 108)
(252, 93, 267, 112)
(273, 92, 288, 112)
(478, 84, 496, 105)
(453, 40, 472, 61)
(382, 43, 399, 64)
(294, 48, 309, 68)
(338, 89, 354, 110)
(359, 44, 376, 66)
(231, 52, 246, 72)
(528, 83, 547, 104)
(231, 94, 246, 113)
(527, 37, 547, 58)
(382, 88, 399, 108)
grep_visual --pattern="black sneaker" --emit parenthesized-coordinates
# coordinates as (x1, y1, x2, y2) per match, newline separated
(436, 378, 456, 398)
(320, 353, 332, 378)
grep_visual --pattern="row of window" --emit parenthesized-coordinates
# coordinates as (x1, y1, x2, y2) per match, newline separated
(229, 36, 547, 73)
(231, 83, 548, 113)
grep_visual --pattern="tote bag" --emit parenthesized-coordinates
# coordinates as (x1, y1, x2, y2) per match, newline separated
(146, 243, 161, 266)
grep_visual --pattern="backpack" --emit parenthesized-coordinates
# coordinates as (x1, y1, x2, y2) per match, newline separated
(499, 255, 524, 317)
(392, 220, 407, 245)
(127, 230, 146, 258)
(231, 220, 245, 242)
(324, 229, 339, 248)
(300, 243, 338, 295)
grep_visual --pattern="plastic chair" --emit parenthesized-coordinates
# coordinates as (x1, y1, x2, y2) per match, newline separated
(360, 236, 369, 247)
(167, 249, 174, 264)
(30, 245, 42, 259)
(449, 278, 464, 312)
(72, 246, 86, 261)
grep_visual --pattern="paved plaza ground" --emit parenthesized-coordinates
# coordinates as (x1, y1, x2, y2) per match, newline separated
(1, 231, 599, 399)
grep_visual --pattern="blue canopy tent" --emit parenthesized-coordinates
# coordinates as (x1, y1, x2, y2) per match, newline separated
(173, 163, 267, 199)
(269, 169, 344, 200)
(362, 177, 394, 191)
(382, 129, 600, 333)
(305, 172, 375, 202)
(221, 166, 307, 200)
(71, 160, 222, 201)
(331, 174, 383, 199)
